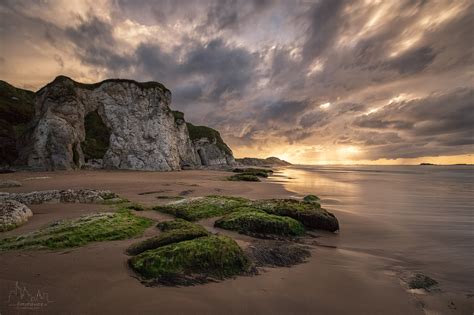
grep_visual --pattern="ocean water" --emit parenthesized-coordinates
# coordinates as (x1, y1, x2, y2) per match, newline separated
(272, 165, 474, 292)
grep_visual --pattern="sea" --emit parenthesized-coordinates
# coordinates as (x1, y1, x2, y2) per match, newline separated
(271, 165, 474, 293)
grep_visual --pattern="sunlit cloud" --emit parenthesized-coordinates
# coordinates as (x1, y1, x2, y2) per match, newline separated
(0, 0, 472, 164)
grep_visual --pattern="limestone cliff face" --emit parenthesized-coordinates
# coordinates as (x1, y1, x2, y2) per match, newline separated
(17, 76, 233, 170)
(187, 123, 235, 166)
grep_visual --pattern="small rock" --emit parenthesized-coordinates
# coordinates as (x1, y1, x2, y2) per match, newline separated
(0, 200, 33, 231)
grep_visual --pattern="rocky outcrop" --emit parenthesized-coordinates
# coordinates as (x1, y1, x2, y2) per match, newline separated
(18, 76, 200, 170)
(3, 76, 234, 171)
(0, 189, 122, 205)
(0, 200, 33, 231)
(236, 157, 291, 167)
(187, 123, 235, 166)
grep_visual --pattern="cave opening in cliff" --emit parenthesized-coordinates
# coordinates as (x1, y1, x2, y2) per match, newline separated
(197, 148, 208, 166)
(82, 111, 110, 161)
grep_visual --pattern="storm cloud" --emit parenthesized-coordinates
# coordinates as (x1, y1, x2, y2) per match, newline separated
(0, 0, 472, 163)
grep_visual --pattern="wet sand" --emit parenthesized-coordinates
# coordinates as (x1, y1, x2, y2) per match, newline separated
(0, 170, 472, 314)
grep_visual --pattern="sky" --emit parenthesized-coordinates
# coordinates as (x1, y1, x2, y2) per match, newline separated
(0, 0, 473, 164)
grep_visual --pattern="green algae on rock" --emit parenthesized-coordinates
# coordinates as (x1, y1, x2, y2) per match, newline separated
(303, 194, 320, 203)
(0, 209, 152, 251)
(214, 208, 305, 236)
(126, 219, 209, 255)
(232, 168, 273, 178)
(252, 199, 339, 232)
(153, 195, 250, 221)
(228, 173, 261, 182)
(128, 235, 252, 285)
(153, 195, 339, 232)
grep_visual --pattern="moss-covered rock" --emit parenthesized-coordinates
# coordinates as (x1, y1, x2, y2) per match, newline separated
(303, 194, 320, 203)
(252, 199, 339, 232)
(126, 219, 209, 255)
(228, 174, 261, 182)
(153, 195, 250, 221)
(232, 168, 273, 178)
(122, 203, 146, 211)
(153, 196, 339, 232)
(215, 208, 305, 236)
(128, 235, 252, 285)
(0, 210, 153, 251)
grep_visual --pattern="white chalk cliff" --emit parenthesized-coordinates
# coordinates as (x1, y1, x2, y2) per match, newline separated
(18, 76, 234, 170)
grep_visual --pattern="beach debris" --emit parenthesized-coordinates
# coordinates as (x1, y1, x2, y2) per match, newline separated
(409, 273, 438, 290)
(179, 189, 194, 196)
(0, 200, 33, 232)
(138, 190, 172, 195)
(0, 180, 22, 188)
(23, 176, 51, 180)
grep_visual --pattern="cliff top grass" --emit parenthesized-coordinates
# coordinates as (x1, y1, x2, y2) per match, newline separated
(172, 110, 185, 122)
(214, 208, 305, 237)
(186, 122, 232, 155)
(126, 220, 209, 256)
(153, 195, 250, 221)
(0, 209, 153, 251)
(38, 75, 170, 95)
(128, 235, 252, 285)
(228, 173, 261, 182)
(0, 80, 35, 122)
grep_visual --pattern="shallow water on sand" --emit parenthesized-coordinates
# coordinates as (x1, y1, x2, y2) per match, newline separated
(273, 165, 474, 293)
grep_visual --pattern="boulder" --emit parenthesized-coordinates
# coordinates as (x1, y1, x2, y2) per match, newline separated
(0, 200, 33, 231)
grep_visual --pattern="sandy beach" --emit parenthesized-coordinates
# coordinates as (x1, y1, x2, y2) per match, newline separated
(0, 169, 472, 314)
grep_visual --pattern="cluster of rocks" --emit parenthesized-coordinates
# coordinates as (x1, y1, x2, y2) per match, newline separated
(0, 189, 122, 231)
(0, 189, 121, 205)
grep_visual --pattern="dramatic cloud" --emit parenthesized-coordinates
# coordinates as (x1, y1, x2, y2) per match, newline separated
(0, 0, 472, 163)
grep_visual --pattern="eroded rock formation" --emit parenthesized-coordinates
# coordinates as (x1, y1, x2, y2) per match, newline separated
(15, 76, 234, 170)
